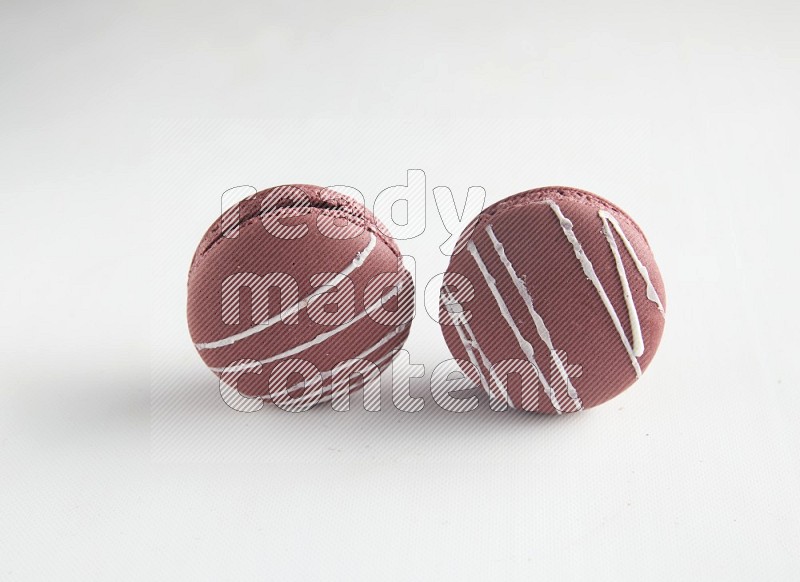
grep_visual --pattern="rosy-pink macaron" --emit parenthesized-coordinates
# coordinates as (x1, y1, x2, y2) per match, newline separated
(439, 186, 666, 414)
(188, 184, 414, 410)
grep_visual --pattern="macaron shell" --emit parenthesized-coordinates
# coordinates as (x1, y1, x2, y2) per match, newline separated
(189, 184, 401, 275)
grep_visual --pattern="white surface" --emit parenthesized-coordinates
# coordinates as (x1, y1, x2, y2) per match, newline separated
(2, 0, 799, 579)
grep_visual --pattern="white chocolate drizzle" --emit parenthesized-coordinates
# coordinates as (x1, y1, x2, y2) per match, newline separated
(548, 201, 665, 377)
(485, 225, 583, 410)
(196, 233, 377, 350)
(599, 211, 665, 314)
(467, 240, 563, 413)
(210, 281, 403, 373)
(273, 323, 409, 405)
(441, 286, 513, 409)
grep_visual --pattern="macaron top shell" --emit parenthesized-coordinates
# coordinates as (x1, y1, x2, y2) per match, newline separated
(189, 184, 401, 277)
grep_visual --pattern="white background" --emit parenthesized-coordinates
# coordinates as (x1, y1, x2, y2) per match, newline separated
(2, 0, 799, 579)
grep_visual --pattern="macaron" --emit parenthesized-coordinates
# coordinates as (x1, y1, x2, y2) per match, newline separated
(439, 186, 666, 414)
(188, 184, 414, 411)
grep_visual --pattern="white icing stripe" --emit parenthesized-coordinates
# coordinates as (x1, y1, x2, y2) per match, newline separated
(210, 282, 403, 373)
(441, 286, 513, 408)
(273, 323, 409, 401)
(547, 201, 643, 378)
(221, 349, 397, 413)
(467, 240, 563, 413)
(598, 211, 664, 313)
(312, 350, 397, 406)
(441, 289, 493, 401)
(287, 349, 397, 407)
(196, 233, 378, 350)
(485, 225, 583, 411)
(598, 215, 644, 357)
